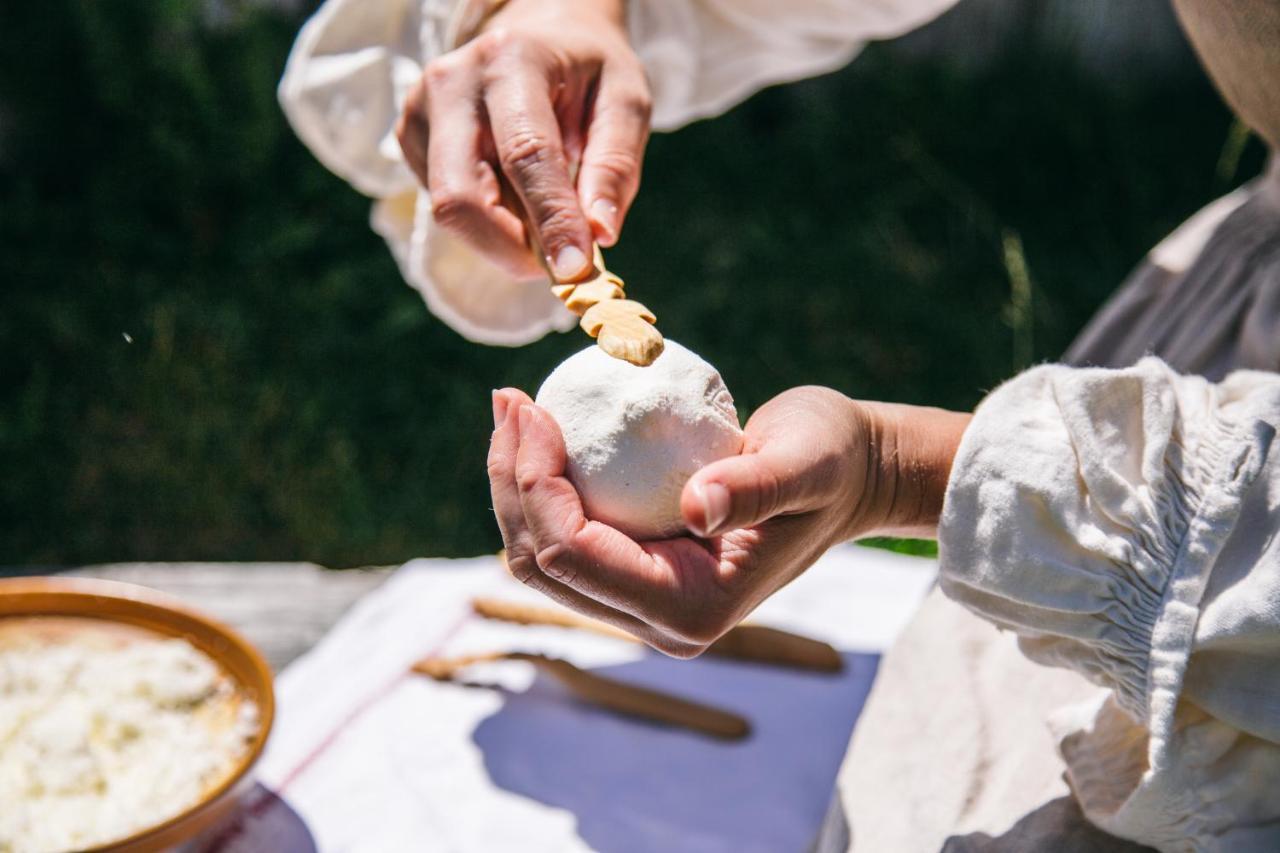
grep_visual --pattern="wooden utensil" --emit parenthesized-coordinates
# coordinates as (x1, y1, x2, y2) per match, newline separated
(552, 245, 664, 367)
(498, 175, 663, 366)
(413, 651, 750, 740)
(471, 597, 844, 673)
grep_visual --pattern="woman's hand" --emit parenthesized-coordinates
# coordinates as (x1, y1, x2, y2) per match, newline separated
(487, 385, 970, 656)
(395, 0, 650, 282)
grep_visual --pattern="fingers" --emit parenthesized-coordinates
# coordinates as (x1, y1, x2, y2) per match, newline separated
(488, 390, 703, 656)
(423, 58, 544, 279)
(398, 56, 544, 279)
(511, 405, 727, 642)
(510, 405, 660, 605)
(482, 48, 595, 282)
(578, 68, 651, 247)
(490, 390, 621, 616)
(488, 387, 537, 554)
(681, 388, 857, 537)
(398, 27, 648, 279)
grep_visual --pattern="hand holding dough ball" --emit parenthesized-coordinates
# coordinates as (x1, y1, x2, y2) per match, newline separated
(535, 341, 744, 540)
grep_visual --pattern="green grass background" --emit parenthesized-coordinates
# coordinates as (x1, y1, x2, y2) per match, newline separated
(1, 1, 1267, 565)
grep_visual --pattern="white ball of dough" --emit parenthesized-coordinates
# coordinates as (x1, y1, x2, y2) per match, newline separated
(535, 340, 744, 540)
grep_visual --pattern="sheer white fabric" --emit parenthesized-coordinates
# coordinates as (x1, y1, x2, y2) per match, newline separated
(278, 0, 577, 345)
(278, 0, 958, 345)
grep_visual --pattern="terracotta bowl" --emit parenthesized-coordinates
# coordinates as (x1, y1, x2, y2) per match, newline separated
(0, 576, 276, 852)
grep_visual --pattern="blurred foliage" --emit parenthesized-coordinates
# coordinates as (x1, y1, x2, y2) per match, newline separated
(0, 0, 1265, 565)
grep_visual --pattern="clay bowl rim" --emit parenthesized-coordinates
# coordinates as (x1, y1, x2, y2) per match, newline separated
(0, 575, 276, 852)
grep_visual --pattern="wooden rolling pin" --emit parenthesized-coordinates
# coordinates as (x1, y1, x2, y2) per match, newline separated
(413, 651, 749, 740)
(472, 597, 844, 673)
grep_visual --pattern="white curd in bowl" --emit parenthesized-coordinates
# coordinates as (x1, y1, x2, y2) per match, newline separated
(0, 621, 258, 853)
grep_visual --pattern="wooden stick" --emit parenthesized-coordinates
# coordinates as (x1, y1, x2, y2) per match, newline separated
(472, 597, 633, 640)
(413, 651, 750, 740)
(701, 624, 844, 673)
(471, 597, 843, 673)
(497, 173, 662, 366)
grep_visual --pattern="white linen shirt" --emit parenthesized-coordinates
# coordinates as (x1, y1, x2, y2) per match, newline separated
(939, 358, 1280, 851)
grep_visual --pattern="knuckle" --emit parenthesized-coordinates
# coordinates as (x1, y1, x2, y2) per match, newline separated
(504, 550, 541, 585)
(621, 91, 653, 123)
(532, 203, 579, 241)
(473, 27, 515, 64)
(422, 56, 459, 89)
(500, 127, 554, 176)
(535, 542, 576, 584)
(588, 149, 640, 185)
(485, 452, 509, 482)
(422, 58, 448, 86)
(429, 188, 480, 229)
(514, 463, 542, 497)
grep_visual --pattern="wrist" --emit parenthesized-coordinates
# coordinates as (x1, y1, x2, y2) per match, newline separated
(848, 400, 970, 540)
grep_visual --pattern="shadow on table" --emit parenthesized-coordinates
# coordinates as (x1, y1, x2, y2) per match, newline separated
(194, 783, 318, 853)
(473, 651, 878, 853)
(940, 796, 1155, 853)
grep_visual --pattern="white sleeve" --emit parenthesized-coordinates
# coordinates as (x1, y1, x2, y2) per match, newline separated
(277, 0, 958, 345)
(939, 357, 1280, 850)
(633, 0, 960, 131)
(279, 0, 578, 346)
(278, 0, 436, 200)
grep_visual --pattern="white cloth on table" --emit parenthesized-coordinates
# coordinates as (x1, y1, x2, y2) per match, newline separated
(277, 0, 959, 346)
(938, 358, 1280, 852)
(225, 546, 934, 852)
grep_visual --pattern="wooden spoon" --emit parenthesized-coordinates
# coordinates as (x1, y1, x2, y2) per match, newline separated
(413, 651, 749, 740)
(472, 596, 844, 673)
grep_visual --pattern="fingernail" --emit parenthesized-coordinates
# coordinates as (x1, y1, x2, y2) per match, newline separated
(700, 482, 731, 536)
(492, 390, 509, 430)
(590, 199, 618, 244)
(551, 245, 589, 281)
(518, 406, 533, 433)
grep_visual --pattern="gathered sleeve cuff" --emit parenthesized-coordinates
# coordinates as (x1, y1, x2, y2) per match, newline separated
(278, 0, 576, 346)
(938, 358, 1277, 748)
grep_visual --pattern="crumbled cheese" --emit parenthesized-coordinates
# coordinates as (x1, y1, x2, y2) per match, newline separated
(0, 632, 258, 853)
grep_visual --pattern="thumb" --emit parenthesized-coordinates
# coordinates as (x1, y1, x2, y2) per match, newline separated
(681, 452, 804, 538)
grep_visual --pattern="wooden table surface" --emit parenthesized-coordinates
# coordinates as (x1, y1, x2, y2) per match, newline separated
(1, 563, 395, 671)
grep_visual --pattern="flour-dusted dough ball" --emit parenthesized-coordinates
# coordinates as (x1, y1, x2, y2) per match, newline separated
(535, 341, 744, 540)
